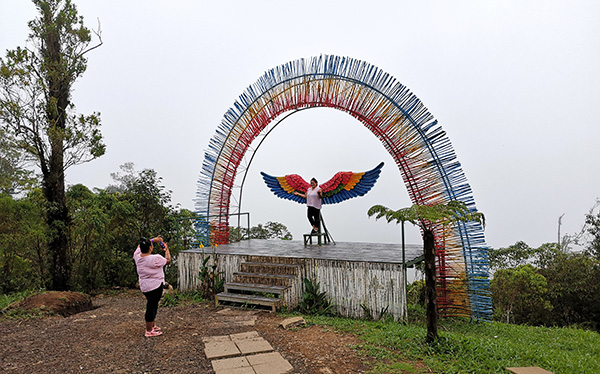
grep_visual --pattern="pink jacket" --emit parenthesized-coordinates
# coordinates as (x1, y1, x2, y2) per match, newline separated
(133, 247, 167, 293)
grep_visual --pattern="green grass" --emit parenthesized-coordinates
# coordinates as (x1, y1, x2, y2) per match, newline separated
(307, 311, 600, 374)
(159, 290, 206, 307)
(0, 289, 40, 310)
(0, 289, 54, 319)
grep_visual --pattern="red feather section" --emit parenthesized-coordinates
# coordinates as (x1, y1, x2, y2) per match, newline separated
(284, 174, 309, 193)
(320, 171, 361, 193)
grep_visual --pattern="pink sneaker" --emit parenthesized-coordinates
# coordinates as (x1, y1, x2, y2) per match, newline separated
(145, 330, 163, 337)
(152, 326, 161, 332)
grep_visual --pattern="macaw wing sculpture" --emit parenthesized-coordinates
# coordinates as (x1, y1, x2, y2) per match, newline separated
(260, 173, 310, 204)
(320, 162, 384, 204)
(260, 162, 384, 205)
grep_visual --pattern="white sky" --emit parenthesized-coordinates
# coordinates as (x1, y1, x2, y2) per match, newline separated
(1, 0, 599, 249)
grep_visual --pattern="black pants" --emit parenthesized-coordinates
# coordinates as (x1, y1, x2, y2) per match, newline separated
(307, 206, 320, 231)
(143, 284, 163, 322)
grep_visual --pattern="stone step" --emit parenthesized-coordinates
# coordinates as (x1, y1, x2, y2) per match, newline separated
(224, 282, 288, 297)
(240, 262, 300, 275)
(232, 272, 296, 287)
(216, 292, 282, 312)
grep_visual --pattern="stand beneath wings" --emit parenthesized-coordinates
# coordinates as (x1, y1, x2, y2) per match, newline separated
(303, 212, 335, 246)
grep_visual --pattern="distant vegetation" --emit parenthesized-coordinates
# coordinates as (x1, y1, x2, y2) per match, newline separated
(0, 163, 199, 293)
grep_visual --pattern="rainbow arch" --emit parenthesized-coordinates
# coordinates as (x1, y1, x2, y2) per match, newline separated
(196, 55, 491, 320)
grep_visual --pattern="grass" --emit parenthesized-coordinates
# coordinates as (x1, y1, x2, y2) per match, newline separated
(0, 289, 54, 319)
(306, 306, 600, 374)
(0, 289, 40, 310)
(159, 290, 206, 307)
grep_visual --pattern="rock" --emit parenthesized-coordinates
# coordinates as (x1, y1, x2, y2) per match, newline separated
(279, 316, 306, 329)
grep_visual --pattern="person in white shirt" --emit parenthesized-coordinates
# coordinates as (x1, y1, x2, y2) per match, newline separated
(294, 178, 323, 234)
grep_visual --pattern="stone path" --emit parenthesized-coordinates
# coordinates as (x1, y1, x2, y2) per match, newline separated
(203, 309, 293, 374)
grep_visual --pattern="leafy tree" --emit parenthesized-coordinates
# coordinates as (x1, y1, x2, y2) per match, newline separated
(488, 241, 562, 272)
(488, 241, 533, 272)
(490, 264, 552, 324)
(368, 200, 485, 343)
(229, 221, 293, 242)
(539, 252, 600, 330)
(584, 206, 600, 259)
(560, 199, 600, 252)
(0, 192, 47, 292)
(108, 163, 174, 237)
(67, 184, 139, 291)
(107, 163, 186, 286)
(0, 0, 105, 290)
(0, 129, 37, 196)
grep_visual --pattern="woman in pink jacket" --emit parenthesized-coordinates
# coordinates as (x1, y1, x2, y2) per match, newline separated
(133, 236, 171, 337)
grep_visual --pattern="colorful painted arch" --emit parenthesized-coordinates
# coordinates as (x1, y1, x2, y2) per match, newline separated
(196, 55, 492, 320)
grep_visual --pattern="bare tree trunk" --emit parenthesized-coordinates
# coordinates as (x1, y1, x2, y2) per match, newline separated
(424, 229, 438, 343)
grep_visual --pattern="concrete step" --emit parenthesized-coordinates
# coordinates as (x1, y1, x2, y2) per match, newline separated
(224, 282, 288, 297)
(216, 292, 282, 312)
(240, 262, 300, 276)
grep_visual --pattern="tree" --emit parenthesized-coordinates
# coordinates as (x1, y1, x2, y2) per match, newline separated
(540, 252, 600, 329)
(0, 192, 47, 292)
(0, 129, 37, 196)
(490, 264, 552, 324)
(368, 200, 485, 342)
(0, 0, 105, 290)
(229, 221, 293, 242)
(488, 241, 533, 272)
(584, 203, 600, 259)
(488, 241, 562, 272)
(66, 184, 139, 291)
(108, 163, 174, 237)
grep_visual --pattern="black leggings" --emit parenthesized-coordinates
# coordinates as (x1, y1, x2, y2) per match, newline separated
(307, 206, 320, 230)
(143, 284, 163, 323)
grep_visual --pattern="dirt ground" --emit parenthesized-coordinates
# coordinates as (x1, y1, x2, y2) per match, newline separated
(0, 291, 373, 373)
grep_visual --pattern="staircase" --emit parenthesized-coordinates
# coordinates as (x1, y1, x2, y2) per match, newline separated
(216, 259, 301, 312)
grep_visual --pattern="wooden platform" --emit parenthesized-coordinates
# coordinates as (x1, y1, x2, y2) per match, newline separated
(189, 239, 422, 264)
(179, 240, 423, 320)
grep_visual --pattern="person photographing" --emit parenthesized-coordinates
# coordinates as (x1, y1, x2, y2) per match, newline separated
(133, 236, 171, 337)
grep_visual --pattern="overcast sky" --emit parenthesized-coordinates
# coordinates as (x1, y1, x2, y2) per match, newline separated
(1, 0, 599, 249)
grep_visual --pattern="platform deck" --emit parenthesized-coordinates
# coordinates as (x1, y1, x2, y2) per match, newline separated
(180, 240, 423, 320)
(185, 239, 423, 265)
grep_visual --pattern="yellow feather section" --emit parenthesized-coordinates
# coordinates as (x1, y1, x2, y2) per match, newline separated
(344, 172, 364, 190)
(277, 176, 295, 193)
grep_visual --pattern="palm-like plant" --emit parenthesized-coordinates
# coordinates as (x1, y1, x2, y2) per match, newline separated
(368, 200, 484, 343)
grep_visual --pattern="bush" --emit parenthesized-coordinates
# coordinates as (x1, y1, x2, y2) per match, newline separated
(407, 280, 426, 306)
(298, 277, 334, 316)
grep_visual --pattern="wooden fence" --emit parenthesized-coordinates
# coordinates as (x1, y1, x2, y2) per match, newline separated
(178, 251, 407, 320)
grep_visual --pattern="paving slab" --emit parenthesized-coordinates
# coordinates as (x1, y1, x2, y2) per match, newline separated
(212, 356, 255, 374)
(202, 335, 231, 343)
(506, 367, 553, 374)
(204, 338, 241, 359)
(203, 331, 292, 373)
(235, 337, 274, 355)
(247, 352, 293, 374)
(230, 331, 260, 340)
(231, 331, 274, 355)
